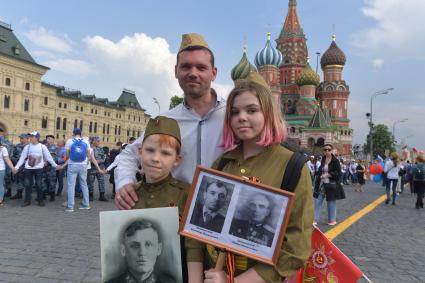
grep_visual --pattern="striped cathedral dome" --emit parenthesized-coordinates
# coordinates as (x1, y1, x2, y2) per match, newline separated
(231, 47, 257, 81)
(320, 34, 346, 68)
(296, 60, 320, 86)
(255, 32, 283, 68)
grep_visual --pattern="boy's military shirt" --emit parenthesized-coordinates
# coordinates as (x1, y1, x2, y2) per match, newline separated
(133, 174, 189, 215)
(93, 147, 106, 169)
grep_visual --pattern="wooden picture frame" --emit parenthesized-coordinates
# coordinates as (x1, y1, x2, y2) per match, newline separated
(180, 166, 295, 265)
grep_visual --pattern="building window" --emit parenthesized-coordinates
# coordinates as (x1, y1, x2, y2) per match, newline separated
(74, 119, 78, 129)
(102, 123, 105, 134)
(105, 111, 107, 116)
(91, 109, 93, 114)
(44, 97, 48, 105)
(63, 118, 67, 130)
(64, 103, 67, 109)
(5, 78, 11, 86)
(127, 129, 130, 137)
(24, 120, 28, 126)
(95, 109, 98, 114)
(4, 95, 10, 109)
(80, 120, 83, 131)
(89, 122, 93, 133)
(25, 82, 30, 90)
(94, 122, 97, 133)
(107, 124, 110, 134)
(128, 114, 130, 120)
(118, 126, 121, 135)
(56, 117, 61, 130)
(81, 107, 83, 112)
(24, 99, 30, 111)
(56, 134, 59, 139)
(76, 105, 79, 111)
(41, 116, 48, 129)
(132, 130, 135, 137)
(115, 125, 117, 135)
(59, 102, 62, 108)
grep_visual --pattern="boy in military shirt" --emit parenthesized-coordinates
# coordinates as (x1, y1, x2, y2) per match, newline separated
(131, 116, 189, 215)
(128, 116, 189, 282)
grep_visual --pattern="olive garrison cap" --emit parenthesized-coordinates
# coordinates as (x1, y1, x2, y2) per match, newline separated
(143, 116, 181, 145)
(178, 33, 210, 53)
(235, 71, 270, 91)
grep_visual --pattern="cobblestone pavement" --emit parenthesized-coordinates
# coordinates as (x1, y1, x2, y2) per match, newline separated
(0, 178, 424, 282)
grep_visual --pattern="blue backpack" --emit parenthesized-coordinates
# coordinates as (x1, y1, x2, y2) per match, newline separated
(69, 138, 88, 162)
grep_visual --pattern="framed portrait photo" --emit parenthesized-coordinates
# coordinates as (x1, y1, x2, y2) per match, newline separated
(100, 207, 183, 283)
(180, 166, 295, 265)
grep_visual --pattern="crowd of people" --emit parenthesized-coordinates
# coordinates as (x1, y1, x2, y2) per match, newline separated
(0, 127, 134, 208)
(1, 31, 424, 283)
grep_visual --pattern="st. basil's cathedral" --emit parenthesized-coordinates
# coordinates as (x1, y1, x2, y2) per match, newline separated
(231, 0, 352, 156)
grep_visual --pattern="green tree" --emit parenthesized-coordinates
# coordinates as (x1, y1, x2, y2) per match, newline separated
(363, 124, 395, 158)
(169, 95, 183, 109)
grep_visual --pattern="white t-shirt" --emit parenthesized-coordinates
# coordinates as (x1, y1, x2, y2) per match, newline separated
(65, 137, 90, 165)
(0, 146, 9, 171)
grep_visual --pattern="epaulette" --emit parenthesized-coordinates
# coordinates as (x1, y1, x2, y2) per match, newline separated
(263, 224, 275, 234)
(170, 178, 190, 190)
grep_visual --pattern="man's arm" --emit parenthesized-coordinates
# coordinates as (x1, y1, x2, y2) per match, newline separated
(14, 145, 28, 170)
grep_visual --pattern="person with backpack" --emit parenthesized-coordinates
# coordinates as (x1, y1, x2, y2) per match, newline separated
(412, 155, 425, 209)
(186, 72, 313, 282)
(14, 131, 58, 207)
(62, 128, 91, 212)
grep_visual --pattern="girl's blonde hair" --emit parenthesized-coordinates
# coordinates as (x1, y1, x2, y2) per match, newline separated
(221, 81, 287, 150)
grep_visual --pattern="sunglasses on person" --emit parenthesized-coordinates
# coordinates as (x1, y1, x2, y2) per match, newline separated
(323, 148, 332, 152)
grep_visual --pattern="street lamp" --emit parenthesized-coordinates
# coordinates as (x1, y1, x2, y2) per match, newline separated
(368, 88, 394, 158)
(153, 98, 160, 115)
(392, 118, 408, 146)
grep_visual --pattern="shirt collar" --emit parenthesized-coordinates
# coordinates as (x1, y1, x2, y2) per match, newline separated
(182, 88, 224, 110)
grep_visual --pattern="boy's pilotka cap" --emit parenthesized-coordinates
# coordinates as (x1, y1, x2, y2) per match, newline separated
(143, 116, 181, 145)
(178, 33, 210, 53)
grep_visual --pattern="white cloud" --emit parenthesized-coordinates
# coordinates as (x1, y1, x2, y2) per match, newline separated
(84, 33, 180, 110)
(371, 58, 384, 70)
(19, 17, 28, 25)
(25, 27, 73, 53)
(351, 0, 425, 63)
(212, 82, 233, 99)
(45, 59, 96, 77)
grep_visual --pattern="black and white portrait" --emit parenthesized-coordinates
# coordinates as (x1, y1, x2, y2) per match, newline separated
(189, 175, 234, 233)
(229, 190, 280, 247)
(100, 208, 182, 283)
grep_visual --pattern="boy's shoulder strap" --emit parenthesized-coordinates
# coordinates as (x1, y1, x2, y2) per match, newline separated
(281, 151, 308, 193)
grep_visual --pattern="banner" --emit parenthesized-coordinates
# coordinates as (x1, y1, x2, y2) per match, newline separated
(286, 227, 363, 283)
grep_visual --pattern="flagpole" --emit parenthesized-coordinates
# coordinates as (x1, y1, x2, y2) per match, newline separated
(362, 273, 374, 283)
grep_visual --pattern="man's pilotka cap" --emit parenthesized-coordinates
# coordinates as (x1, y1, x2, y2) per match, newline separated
(19, 133, 29, 138)
(143, 116, 181, 145)
(178, 33, 211, 53)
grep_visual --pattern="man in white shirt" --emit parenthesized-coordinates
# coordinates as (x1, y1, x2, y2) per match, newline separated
(63, 128, 91, 212)
(14, 131, 58, 207)
(115, 33, 225, 211)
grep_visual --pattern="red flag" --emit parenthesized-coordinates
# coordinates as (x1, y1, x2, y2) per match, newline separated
(285, 227, 363, 283)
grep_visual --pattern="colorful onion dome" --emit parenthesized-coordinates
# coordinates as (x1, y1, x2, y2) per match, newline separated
(297, 58, 320, 86)
(320, 34, 346, 68)
(231, 47, 257, 81)
(255, 32, 283, 68)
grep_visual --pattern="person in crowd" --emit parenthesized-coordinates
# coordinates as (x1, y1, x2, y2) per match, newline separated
(87, 136, 108, 201)
(342, 160, 350, 185)
(313, 144, 345, 226)
(0, 136, 17, 205)
(384, 152, 401, 205)
(106, 219, 176, 283)
(106, 141, 123, 199)
(42, 135, 58, 201)
(14, 131, 58, 207)
(349, 160, 358, 184)
(10, 133, 29, 200)
(411, 155, 425, 209)
(55, 139, 67, 196)
(187, 72, 313, 283)
(0, 127, 13, 198)
(307, 155, 316, 183)
(190, 179, 228, 233)
(114, 33, 225, 212)
(62, 128, 91, 212)
(229, 193, 274, 247)
(355, 160, 366, 192)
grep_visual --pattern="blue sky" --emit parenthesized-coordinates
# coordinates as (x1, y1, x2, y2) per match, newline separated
(1, 0, 424, 150)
